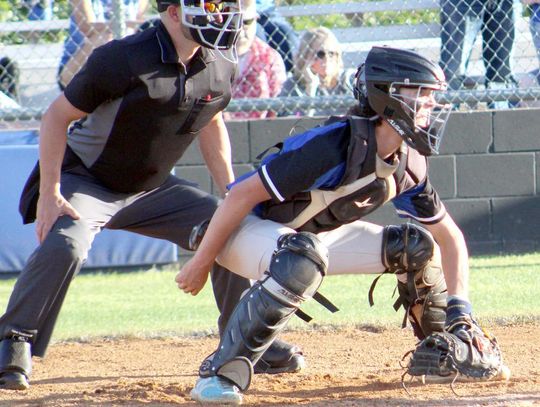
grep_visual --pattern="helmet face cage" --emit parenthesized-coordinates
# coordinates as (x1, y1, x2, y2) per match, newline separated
(180, 0, 242, 60)
(359, 46, 451, 156)
(386, 82, 451, 155)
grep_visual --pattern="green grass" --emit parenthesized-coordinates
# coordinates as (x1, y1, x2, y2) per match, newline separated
(0, 252, 538, 343)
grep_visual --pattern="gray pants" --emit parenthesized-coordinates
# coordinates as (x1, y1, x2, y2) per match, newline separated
(0, 164, 250, 357)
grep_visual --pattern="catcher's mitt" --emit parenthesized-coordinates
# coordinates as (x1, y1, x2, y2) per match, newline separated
(405, 315, 509, 382)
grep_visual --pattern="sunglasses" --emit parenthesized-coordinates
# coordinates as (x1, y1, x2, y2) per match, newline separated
(204, 1, 224, 13)
(315, 50, 339, 59)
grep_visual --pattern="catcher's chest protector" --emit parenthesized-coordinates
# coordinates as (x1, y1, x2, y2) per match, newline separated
(260, 116, 403, 233)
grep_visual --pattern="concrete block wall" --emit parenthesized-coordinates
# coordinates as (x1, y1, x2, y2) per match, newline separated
(175, 110, 540, 255)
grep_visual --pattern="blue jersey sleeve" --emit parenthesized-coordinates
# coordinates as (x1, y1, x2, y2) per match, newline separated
(392, 179, 446, 224)
(257, 121, 350, 202)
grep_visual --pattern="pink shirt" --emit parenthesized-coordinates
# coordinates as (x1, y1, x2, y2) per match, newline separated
(229, 37, 286, 119)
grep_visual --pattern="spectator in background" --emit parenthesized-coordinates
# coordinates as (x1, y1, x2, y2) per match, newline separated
(439, 0, 517, 109)
(21, 0, 54, 43)
(515, 0, 540, 107)
(57, 0, 148, 90)
(280, 27, 355, 116)
(23, 0, 54, 21)
(0, 56, 20, 106)
(256, 0, 298, 72)
(0, 91, 20, 109)
(227, 0, 286, 119)
(523, 0, 540, 72)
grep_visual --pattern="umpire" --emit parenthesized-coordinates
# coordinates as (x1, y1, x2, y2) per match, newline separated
(0, 0, 299, 390)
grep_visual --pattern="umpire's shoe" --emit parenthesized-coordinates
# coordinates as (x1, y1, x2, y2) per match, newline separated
(254, 339, 305, 374)
(191, 376, 243, 405)
(0, 334, 33, 390)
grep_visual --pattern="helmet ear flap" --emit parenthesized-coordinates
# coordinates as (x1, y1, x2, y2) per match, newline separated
(353, 64, 377, 117)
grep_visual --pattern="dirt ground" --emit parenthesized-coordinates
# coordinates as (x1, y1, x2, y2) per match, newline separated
(0, 324, 539, 406)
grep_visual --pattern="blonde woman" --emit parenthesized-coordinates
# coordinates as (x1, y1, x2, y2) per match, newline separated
(280, 26, 354, 115)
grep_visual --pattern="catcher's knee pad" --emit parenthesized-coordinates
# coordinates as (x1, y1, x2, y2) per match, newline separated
(382, 224, 447, 339)
(198, 232, 328, 391)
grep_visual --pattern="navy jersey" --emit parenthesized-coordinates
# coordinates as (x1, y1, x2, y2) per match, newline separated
(234, 116, 445, 233)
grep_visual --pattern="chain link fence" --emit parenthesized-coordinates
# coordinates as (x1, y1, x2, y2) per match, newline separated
(1, 0, 540, 126)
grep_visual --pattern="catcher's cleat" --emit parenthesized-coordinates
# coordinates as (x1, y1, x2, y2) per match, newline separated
(190, 376, 243, 405)
(254, 339, 305, 374)
(0, 371, 30, 390)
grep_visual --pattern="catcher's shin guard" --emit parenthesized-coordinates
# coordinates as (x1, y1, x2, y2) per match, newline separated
(382, 224, 447, 339)
(198, 232, 328, 391)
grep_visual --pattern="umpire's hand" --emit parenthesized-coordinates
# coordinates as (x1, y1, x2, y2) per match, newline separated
(36, 190, 81, 243)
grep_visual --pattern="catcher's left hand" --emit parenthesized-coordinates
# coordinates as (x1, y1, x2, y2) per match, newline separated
(405, 315, 509, 382)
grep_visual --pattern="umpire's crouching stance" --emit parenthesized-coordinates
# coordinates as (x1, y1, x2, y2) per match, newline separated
(0, 0, 302, 391)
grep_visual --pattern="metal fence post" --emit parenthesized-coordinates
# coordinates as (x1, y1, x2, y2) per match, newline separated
(111, 0, 126, 39)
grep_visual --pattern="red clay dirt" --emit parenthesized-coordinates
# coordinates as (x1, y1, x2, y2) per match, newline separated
(0, 324, 538, 406)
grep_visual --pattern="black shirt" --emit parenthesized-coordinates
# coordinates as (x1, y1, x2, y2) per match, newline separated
(64, 21, 236, 193)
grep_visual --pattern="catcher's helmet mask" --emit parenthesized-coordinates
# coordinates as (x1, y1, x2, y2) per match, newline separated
(157, 0, 243, 62)
(354, 46, 451, 156)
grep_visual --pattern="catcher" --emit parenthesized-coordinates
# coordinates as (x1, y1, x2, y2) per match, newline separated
(176, 46, 508, 404)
